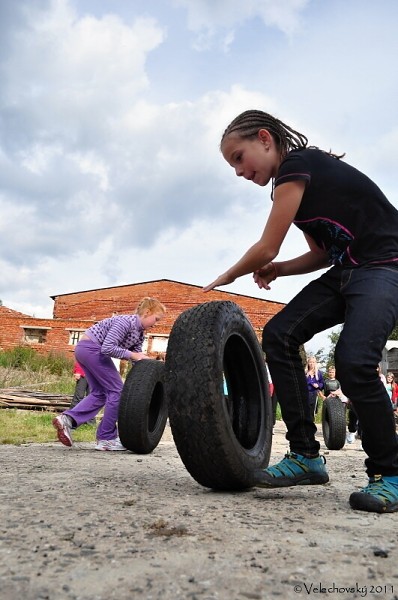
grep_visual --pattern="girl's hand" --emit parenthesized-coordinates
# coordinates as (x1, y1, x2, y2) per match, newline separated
(253, 263, 278, 290)
(131, 352, 151, 361)
(203, 272, 235, 292)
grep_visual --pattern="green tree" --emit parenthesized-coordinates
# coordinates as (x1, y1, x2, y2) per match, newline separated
(312, 326, 342, 369)
(313, 321, 398, 371)
(388, 322, 398, 341)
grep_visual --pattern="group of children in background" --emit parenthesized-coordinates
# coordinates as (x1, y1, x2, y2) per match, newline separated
(305, 355, 398, 445)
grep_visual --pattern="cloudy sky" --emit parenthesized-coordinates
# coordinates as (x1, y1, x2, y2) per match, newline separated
(1, 0, 398, 354)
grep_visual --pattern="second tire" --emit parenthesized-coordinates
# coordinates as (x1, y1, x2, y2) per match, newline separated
(118, 359, 168, 453)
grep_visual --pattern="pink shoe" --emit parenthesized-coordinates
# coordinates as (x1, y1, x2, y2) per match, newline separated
(52, 414, 73, 447)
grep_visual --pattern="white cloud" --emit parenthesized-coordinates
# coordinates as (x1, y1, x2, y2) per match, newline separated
(4, 1, 164, 106)
(0, 0, 397, 361)
(173, 0, 309, 40)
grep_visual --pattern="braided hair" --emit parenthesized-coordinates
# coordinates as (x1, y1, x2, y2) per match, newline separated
(220, 109, 344, 160)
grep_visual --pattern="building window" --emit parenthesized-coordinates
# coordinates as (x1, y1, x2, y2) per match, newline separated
(68, 330, 85, 345)
(22, 328, 48, 344)
(148, 335, 169, 354)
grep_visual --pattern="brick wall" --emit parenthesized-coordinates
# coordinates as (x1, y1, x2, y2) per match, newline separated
(0, 280, 285, 358)
(0, 306, 93, 358)
(52, 279, 285, 337)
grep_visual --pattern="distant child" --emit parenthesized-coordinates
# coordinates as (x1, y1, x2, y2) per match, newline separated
(321, 365, 342, 398)
(321, 365, 354, 444)
(304, 356, 324, 418)
(69, 360, 95, 427)
(70, 361, 90, 409)
(385, 372, 398, 409)
(53, 297, 166, 451)
(204, 109, 398, 513)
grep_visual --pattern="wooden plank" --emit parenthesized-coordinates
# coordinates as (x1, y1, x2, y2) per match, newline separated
(0, 406, 69, 412)
(0, 388, 72, 412)
(0, 404, 68, 412)
(0, 392, 72, 400)
(0, 396, 66, 405)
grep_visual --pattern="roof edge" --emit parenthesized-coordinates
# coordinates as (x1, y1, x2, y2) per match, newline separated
(50, 278, 285, 306)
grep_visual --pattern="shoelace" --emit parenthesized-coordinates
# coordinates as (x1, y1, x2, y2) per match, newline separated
(267, 453, 310, 477)
(267, 452, 326, 478)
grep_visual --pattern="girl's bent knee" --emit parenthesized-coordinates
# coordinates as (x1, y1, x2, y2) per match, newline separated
(336, 359, 374, 397)
(262, 321, 285, 357)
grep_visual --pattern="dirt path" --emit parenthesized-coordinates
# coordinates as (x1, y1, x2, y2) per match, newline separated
(1, 422, 397, 600)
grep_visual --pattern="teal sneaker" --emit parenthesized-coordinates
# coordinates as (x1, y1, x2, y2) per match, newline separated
(349, 475, 398, 513)
(254, 452, 329, 488)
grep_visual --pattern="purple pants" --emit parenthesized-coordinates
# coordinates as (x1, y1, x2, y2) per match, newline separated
(64, 339, 123, 441)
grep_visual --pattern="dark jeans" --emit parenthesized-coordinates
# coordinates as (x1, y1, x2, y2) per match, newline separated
(70, 377, 89, 409)
(347, 403, 361, 436)
(308, 390, 318, 419)
(263, 265, 398, 477)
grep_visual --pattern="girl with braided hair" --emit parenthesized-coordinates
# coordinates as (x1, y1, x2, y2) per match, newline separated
(204, 109, 398, 513)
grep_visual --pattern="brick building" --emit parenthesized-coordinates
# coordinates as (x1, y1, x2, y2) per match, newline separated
(0, 305, 93, 358)
(0, 279, 285, 358)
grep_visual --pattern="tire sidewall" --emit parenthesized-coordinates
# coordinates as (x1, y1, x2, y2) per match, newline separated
(118, 360, 167, 453)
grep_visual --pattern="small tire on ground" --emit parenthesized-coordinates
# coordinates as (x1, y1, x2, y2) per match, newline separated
(165, 300, 273, 491)
(321, 396, 347, 450)
(118, 359, 167, 454)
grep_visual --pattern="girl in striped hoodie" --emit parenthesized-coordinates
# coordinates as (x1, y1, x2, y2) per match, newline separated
(53, 297, 166, 451)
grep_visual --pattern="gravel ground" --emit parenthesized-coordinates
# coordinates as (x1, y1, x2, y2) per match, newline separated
(1, 421, 398, 600)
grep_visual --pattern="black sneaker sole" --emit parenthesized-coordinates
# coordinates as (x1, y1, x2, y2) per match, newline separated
(349, 491, 398, 513)
(253, 470, 329, 489)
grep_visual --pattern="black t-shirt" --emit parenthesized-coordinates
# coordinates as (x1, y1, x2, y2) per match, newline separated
(324, 377, 341, 396)
(275, 148, 398, 267)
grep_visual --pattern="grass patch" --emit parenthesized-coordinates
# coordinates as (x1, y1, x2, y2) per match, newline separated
(0, 366, 75, 394)
(0, 350, 100, 445)
(0, 346, 73, 375)
(0, 346, 75, 393)
(0, 409, 97, 445)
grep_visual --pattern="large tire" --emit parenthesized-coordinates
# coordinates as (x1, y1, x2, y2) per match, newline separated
(165, 301, 273, 491)
(322, 396, 346, 450)
(118, 360, 168, 454)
